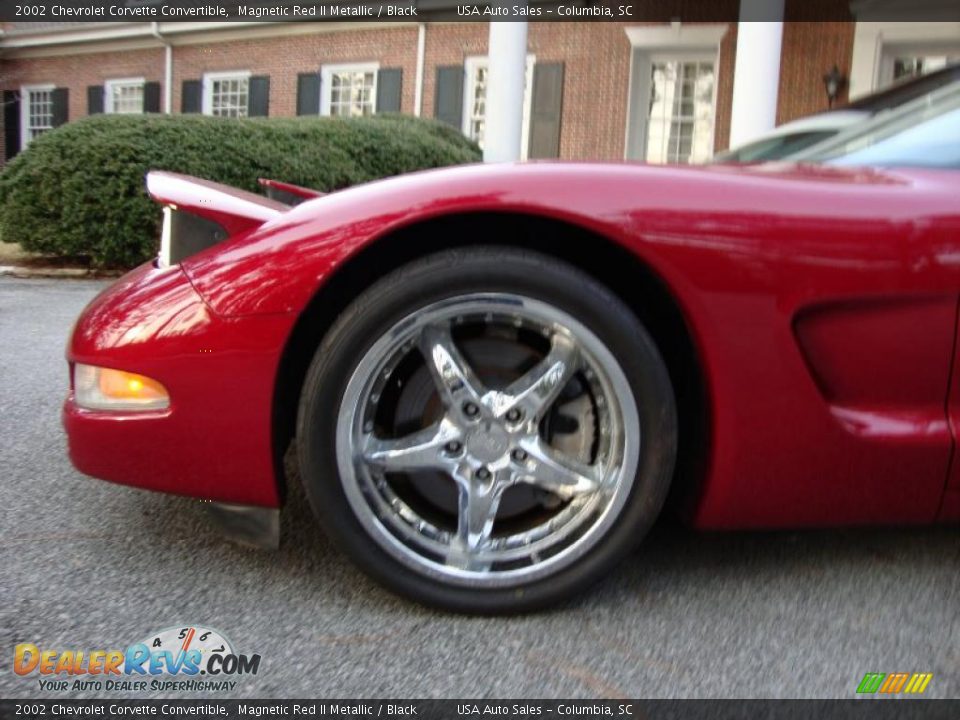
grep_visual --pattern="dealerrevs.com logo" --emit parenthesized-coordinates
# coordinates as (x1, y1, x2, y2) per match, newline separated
(13, 625, 261, 693)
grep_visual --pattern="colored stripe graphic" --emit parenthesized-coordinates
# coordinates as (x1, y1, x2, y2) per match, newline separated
(904, 673, 933, 694)
(880, 672, 909, 693)
(857, 673, 885, 694)
(857, 672, 932, 694)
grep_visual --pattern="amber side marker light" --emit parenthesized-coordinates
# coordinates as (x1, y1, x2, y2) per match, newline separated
(74, 364, 170, 411)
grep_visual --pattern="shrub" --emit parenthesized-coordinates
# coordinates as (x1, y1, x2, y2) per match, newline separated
(0, 114, 480, 268)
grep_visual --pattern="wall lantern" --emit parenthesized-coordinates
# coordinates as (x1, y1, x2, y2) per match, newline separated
(823, 65, 847, 108)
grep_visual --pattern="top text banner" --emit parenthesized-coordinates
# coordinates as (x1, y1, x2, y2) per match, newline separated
(3, 0, 960, 22)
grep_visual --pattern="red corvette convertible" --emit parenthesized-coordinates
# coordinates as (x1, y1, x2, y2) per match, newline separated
(64, 83, 960, 611)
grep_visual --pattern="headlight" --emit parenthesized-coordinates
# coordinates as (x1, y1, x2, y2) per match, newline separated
(74, 364, 170, 411)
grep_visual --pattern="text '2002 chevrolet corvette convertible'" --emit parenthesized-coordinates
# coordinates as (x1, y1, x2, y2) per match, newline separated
(64, 83, 960, 612)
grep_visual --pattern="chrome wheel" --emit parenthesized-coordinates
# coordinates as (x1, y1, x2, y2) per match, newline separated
(336, 293, 640, 588)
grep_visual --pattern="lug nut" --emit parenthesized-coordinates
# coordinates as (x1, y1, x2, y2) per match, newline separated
(476, 467, 491, 480)
(506, 408, 523, 423)
(444, 441, 462, 455)
(511, 448, 527, 463)
(463, 402, 480, 418)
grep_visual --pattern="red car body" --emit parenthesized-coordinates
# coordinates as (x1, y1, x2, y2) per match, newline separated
(64, 162, 960, 529)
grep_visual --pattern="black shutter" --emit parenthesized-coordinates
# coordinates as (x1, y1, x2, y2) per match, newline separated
(528, 62, 565, 159)
(87, 86, 104, 115)
(143, 82, 161, 113)
(376, 68, 403, 113)
(51, 88, 69, 128)
(434, 65, 464, 128)
(3, 90, 20, 160)
(182, 80, 201, 113)
(296, 73, 320, 116)
(248, 76, 270, 117)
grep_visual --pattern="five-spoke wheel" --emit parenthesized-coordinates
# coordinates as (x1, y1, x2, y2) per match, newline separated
(298, 248, 677, 612)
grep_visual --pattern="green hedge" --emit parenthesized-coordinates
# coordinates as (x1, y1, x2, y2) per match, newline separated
(0, 114, 480, 268)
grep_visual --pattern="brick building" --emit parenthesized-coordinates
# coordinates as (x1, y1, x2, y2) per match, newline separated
(1, 13, 958, 166)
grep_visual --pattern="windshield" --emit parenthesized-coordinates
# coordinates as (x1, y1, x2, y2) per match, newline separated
(712, 130, 838, 163)
(790, 83, 960, 169)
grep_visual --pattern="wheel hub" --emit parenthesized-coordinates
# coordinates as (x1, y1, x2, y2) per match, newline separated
(464, 421, 510, 464)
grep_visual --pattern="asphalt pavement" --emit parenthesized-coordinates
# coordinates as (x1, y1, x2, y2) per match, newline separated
(0, 277, 957, 700)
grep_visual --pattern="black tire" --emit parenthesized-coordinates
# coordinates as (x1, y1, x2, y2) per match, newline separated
(296, 246, 677, 613)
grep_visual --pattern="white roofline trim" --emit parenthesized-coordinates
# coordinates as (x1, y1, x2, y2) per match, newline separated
(624, 22, 729, 49)
(1, 22, 268, 48)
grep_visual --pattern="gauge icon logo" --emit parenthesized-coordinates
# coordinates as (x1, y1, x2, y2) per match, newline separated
(137, 625, 233, 663)
(126, 625, 260, 677)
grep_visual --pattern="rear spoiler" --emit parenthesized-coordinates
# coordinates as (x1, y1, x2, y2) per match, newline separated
(146, 171, 289, 266)
(257, 178, 325, 205)
(146, 171, 287, 236)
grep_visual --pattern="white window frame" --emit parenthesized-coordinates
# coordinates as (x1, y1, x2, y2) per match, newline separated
(623, 23, 727, 161)
(882, 49, 959, 84)
(201, 70, 251, 117)
(849, 22, 960, 99)
(320, 62, 379, 117)
(104, 77, 145, 115)
(643, 51, 719, 164)
(20, 83, 55, 149)
(462, 54, 536, 159)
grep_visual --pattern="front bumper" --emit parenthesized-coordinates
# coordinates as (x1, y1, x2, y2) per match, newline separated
(64, 262, 293, 508)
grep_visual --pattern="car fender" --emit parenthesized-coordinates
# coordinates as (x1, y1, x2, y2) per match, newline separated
(180, 162, 960, 528)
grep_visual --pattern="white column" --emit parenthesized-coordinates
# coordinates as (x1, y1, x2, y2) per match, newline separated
(414, 23, 426, 117)
(151, 22, 173, 114)
(729, 0, 785, 149)
(163, 44, 173, 114)
(483, 17, 528, 163)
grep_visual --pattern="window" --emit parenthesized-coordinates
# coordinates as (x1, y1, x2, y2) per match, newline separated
(644, 58, 716, 164)
(105, 78, 144, 114)
(464, 59, 488, 147)
(20, 85, 54, 147)
(462, 56, 535, 158)
(892, 54, 960, 82)
(320, 63, 378, 117)
(623, 24, 725, 163)
(202, 71, 250, 118)
(850, 23, 960, 98)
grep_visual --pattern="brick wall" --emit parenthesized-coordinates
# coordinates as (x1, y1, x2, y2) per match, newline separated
(777, 22, 855, 124)
(420, 22, 486, 126)
(527, 24, 634, 160)
(170, 25, 418, 116)
(1, 47, 165, 123)
(714, 23, 737, 153)
(423, 22, 738, 159)
(0, 20, 864, 164)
